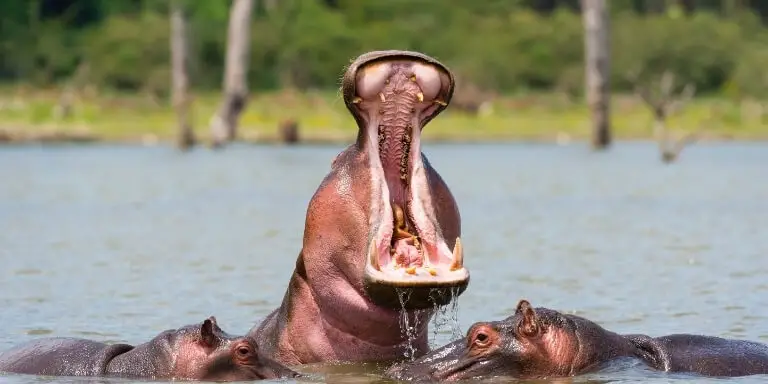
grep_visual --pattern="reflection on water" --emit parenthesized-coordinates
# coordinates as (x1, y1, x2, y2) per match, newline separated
(0, 142, 767, 383)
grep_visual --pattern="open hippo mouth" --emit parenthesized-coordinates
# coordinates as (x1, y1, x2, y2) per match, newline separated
(341, 51, 469, 310)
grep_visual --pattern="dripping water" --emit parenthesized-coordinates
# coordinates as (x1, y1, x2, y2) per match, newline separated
(428, 287, 463, 349)
(396, 288, 419, 361)
(396, 287, 463, 360)
(448, 287, 462, 339)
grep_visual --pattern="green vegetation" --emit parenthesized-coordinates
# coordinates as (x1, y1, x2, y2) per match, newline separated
(0, 0, 766, 143)
(1, 88, 765, 143)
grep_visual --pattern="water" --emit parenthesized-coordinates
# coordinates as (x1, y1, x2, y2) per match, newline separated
(0, 141, 767, 383)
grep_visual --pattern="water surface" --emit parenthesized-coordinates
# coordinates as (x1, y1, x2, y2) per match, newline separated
(0, 142, 766, 383)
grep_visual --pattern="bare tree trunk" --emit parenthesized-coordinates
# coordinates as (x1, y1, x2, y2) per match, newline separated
(170, 0, 195, 150)
(581, 0, 612, 150)
(210, 0, 254, 148)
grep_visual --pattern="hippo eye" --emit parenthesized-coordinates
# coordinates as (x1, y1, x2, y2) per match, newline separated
(471, 330, 493, 348)
(236, 346, 252, 357)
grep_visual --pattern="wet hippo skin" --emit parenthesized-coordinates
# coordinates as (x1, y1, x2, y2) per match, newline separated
(386, 299, 768, 380)
(248, 50, 469, 365)
(0, 316, 298, 381)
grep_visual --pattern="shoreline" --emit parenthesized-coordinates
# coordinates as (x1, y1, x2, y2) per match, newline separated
(2, 89, 766, 147)
(1, 128, 765, 147)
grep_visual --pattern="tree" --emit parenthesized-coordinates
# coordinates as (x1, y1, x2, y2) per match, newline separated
(209, 0, 254, 148)
(581, 0, 611, 150)
(629, 70, 699, 164)
(170, 0, 195, 150)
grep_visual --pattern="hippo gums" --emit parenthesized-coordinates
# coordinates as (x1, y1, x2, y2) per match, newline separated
(250, 50, 469, 365)
(386, 299, 768, 381)
(0, 317, 298, 381)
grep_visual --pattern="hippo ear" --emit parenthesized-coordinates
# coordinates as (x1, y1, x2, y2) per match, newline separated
(200, 318, 218, 348)
(516, 300, 540, 337)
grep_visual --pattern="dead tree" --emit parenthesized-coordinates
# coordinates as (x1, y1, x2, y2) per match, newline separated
(629, 70, 698, 163)
(53, 62, 90, 120)
(278, 119, 300, 144)
(170, 0, 196, 150)
(581, 0, 612, 150)
(209, 0, 254, 148)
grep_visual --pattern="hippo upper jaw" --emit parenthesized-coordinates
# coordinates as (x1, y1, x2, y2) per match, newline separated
(340, 50, 469, 310)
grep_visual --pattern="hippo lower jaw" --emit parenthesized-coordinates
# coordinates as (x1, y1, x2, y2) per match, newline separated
(344, 51, 469, 310)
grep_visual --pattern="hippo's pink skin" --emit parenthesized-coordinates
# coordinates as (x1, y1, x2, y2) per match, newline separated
(249, 51, 470, 365)
(0, 317, 298, 381)
(386, 299, 768, 381)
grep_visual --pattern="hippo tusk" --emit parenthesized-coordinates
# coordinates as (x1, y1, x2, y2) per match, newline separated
(352, 96, 362, 104)
(434, 99, 447, 106)
(450, 237, 463, 271)
(379, 92, 386, 102)
(369, 239, 381, 271)
(416, 92, 424, 102)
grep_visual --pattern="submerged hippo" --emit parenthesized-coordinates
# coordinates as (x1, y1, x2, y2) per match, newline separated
(386, 299, 768, 380)
(0, 316, 298, 381)
(249, 50, 469, 365)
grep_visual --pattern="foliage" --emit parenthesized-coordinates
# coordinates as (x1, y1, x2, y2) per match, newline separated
(0, 0, 766, 99)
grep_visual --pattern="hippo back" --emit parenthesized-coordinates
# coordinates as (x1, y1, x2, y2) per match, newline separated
(661, 334, 768, 377)
(0, 338, 134, 377)
(629, 334, 768, 377)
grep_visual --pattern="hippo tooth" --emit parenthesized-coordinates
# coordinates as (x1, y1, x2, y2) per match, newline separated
(369, 239, 381, 271)
(416, 92, 424, 102)
(434, 99, 447, 106)
(450, 237, 463, 271)
(352, 96, 362, 104)
(379, 92, 386, 102)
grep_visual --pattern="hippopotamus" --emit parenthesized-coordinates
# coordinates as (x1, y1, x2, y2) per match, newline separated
(385, 299, 768, 380)
(249, 50, 469, 365)
(0, 316, 298, 381)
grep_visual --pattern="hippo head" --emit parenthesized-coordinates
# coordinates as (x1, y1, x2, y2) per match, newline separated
(337, 50, 469, 309)
(385, 300, 632, 381)
(172, 317, 299, 381)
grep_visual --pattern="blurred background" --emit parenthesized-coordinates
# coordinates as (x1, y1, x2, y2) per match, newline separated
(1, 4, 767, 383)
(0, 0, 766, 150)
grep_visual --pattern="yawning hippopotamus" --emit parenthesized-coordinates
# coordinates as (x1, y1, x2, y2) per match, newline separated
(249, 50, 469, 365)
(0, 317, 298, 381)
(386, 299, 768, 380)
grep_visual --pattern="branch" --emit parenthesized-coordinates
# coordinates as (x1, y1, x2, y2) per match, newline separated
(667, 83, 696, 116)
(667, 129, 700, 160)
(659, 70, 675, 103)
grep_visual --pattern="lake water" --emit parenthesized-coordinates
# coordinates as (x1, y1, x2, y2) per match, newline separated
(0, 142, 766, 383)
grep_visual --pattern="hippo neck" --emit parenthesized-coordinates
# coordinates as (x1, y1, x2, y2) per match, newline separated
(106, 337, 173, 378)
(253, 263, 431, 365)
(570, 324, 640, 375)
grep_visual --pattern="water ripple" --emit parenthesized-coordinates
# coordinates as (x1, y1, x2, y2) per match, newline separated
(0, 143, 766, 383)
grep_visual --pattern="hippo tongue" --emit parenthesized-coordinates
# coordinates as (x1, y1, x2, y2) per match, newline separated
(343, 51, 469, 309)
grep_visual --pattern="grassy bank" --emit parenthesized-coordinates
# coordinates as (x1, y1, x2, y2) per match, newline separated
(0, 87, 766, 145)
